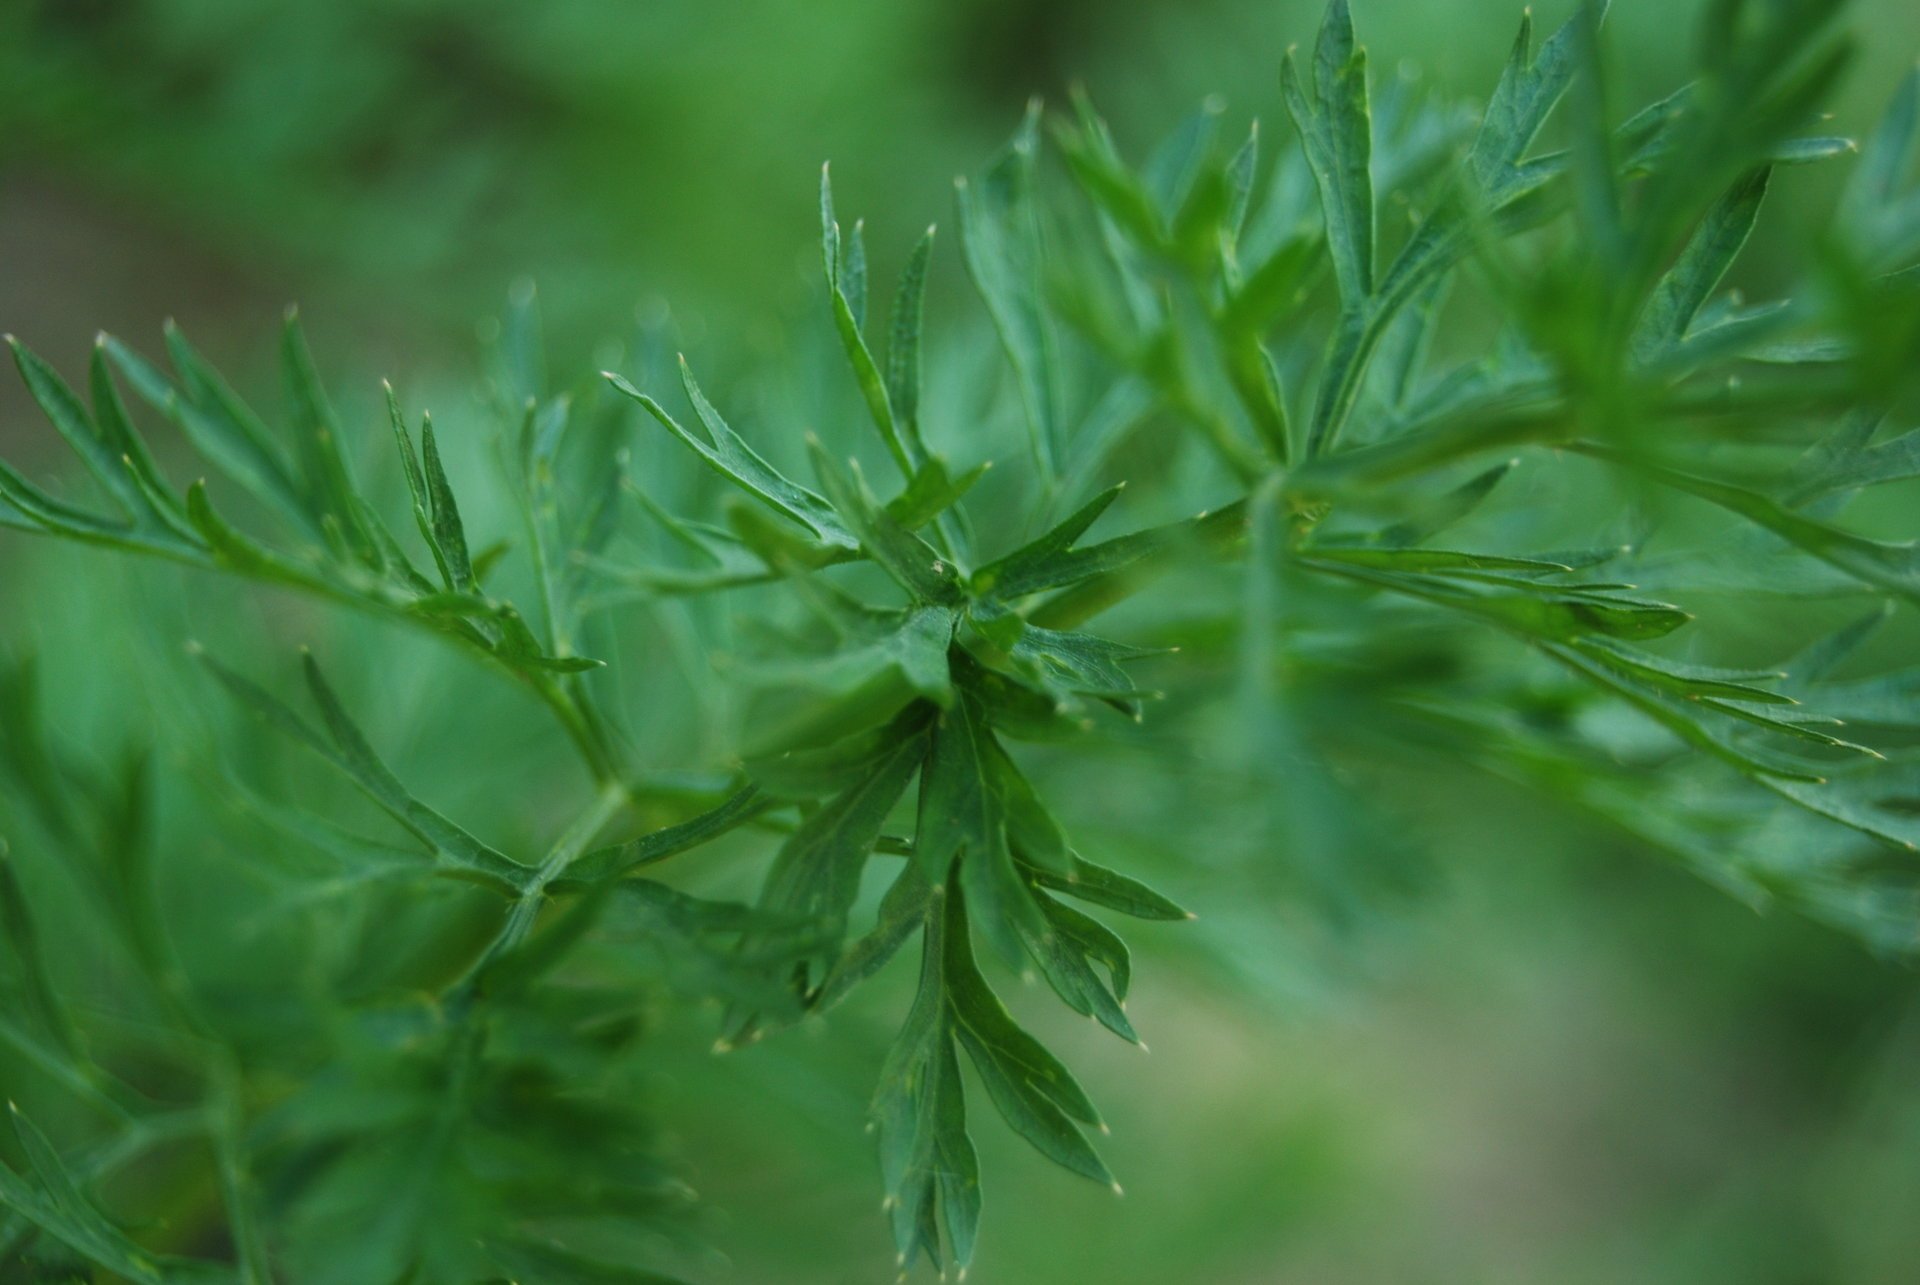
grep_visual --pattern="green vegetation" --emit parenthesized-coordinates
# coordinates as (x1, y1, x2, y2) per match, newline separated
(2, 0, 1919, 1280)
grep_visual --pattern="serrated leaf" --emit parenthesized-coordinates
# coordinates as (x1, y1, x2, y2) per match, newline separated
(1469, 5, 1593, 200)
(1585, 445, 1920, 604)
(916, 693, 1052, 966)
(152, 323, 313, 531)
(9, 336, 152, 526)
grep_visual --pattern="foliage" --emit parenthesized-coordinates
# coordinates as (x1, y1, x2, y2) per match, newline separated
(3, 0, 1920, 1278)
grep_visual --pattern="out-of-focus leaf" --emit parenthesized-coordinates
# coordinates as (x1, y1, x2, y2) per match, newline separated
(958, 101, 1061, 476)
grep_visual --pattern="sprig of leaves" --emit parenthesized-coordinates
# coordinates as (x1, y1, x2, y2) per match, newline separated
(3, 0, 1920, 1277)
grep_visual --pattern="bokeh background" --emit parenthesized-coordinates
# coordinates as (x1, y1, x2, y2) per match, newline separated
(5, 1, 1920, 1282)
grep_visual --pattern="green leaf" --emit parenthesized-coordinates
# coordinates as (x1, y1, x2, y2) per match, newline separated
(1313, 556, 1691, 642)
(1789, 416, 1920, 504)
(1582, 445, 1920, 604)
(813, 862, 938, 1013)
(1306, 546, 1575, 574)
(756, 728, 928, 984)
(735, 607, 955, 755)
(1375, 460, 1516, 547)
(821, 167, 912, 475)
(1022, 889, 1138, 1043)
(979, 623, 1164, 719)
(1281, 0, 1374, 307)
(916, 692, 1053, 967)
(984, 497, 1247, 610)
(9, 336, 150, 526)
(0, 854, 85, 1070)
(1468, 5, 1593, 201)
(0, 1107, 167, 1282)
(1634, 166, 1773, 358)
(152, 323, 314, 530)
(885, 457, 988, 532)
(1225, 118, 1260, 245)
(871, 888, 979, 1273)
(1545, 644, 1830, 783)
(200, 649, 530, 891)
(184, 481, 337, 592)
(608, 364, 856, 549)
(972, 484, 1123, 598)
(88, 341, 197, 541)
(281, 309, 375, 562)
(958, 101, 1061, 477)
(888, 224, 937, 446)
(1055, 92, 1169, 252)
(843, 218, 870, 332)
(383, 381, 454, 587)
(1572, 636, 1793, 704)
(555, 787, 772, 889)
(418, 413, 475, 591)
(1025, 853, 1193, 921)
(807, 441, 967, 605)
(944, 888, 1114, 1186)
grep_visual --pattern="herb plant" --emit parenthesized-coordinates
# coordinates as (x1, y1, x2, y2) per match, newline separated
(3, 0, 1919, 1279)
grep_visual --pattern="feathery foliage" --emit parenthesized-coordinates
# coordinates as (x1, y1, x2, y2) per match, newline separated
(3, 0, 1920, 1278)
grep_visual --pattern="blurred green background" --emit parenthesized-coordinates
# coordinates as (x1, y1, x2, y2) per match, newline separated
(5, 1, 1920, 1281)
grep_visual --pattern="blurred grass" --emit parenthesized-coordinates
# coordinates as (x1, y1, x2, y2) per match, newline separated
(4, 1, 1920, 1281)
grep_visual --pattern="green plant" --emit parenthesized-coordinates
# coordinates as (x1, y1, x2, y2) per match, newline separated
(3, 0, 1919, 1279)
